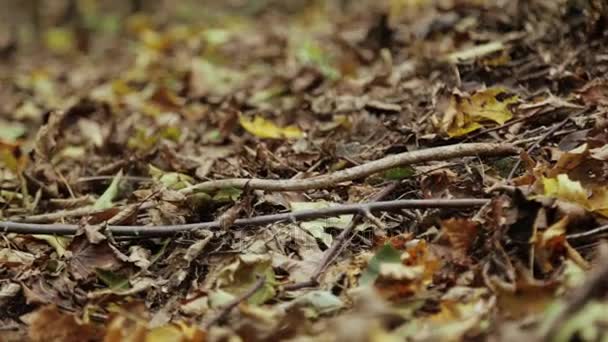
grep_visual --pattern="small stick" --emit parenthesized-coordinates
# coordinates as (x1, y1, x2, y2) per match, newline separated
(566, 224, 608, 241)
(507, 114, 576, 180)
(180, 143, 517, 194)
(283, 182, 398, 291)
(0, 198, 489, 237)
(16, 201, 156, 223)
(202, 275, 266, 329)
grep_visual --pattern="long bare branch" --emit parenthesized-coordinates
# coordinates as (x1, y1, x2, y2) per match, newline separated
(1, 198, 489, 237)
(180, 143, 517, 194)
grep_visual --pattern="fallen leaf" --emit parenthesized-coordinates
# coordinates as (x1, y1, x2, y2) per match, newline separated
(0, 120, 26, 143)
(290, 201, 354, 247)
(93, 170, 123, 210)
(216, 254, 276, 305)
(0, 283, 21, 306)
(149, 165, 194, 190)
(542, 174, 588, 204)
(281, 290, 344, 315)
(445, 41, 505, 63)
(553, 301, 608, 342)
(359, 244, 402, 286)
(68, 236, 124, 280)
(0, 248, 35, 268)
(43, 28, 76, 55)
(95, 269, 130, 291)
(239, 116, 303, 139)
(31, 235, 70, 257)
(105, 304, 205, 342)
(28, 305, 103, 342)
(295, 39, 340, 79)
(442, 88, 518, 137)
(382, 166, 416, 180)
(541, 173, 608, 218)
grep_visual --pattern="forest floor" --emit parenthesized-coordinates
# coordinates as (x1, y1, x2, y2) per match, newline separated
(2, 0, 608, 341)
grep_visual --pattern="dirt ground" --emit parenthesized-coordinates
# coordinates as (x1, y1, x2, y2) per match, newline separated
(1, 0, 608, 341)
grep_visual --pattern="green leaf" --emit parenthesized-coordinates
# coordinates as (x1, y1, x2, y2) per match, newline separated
(208, 289, 236, 308)
(0, 121, 26, 143)
(213, 187, 242, 202)
(248, 85, 287, 107)
(292, 290, 343, 314)
(383, 166, 416, 180)
(554, 301, 607, 342)
(95, 269, 131, 291)
(93, 170, 123, 210)
(216, 254, 276, 305)
(149, 165, 194, 190)
(128, 127, 158, 151)
(290, 201, 354, 248)
(31, 235, 70, 257)
(296, 40, 340, 80)
(359, 244, 402, 286)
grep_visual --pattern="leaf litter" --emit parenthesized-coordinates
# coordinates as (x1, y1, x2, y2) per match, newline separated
(1, 0, 608, 341)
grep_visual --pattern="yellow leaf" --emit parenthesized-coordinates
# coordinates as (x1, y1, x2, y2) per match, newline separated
(541, 173, 608, 218)
(542, 174, 588, 206)
(444, 87, 518, 137)
(539, 216, 569, 246)
(44, 28, 76, 54)
(145, 325, 184, 342)
(588, 187, 608, 217)
(239, 116, 303, 139)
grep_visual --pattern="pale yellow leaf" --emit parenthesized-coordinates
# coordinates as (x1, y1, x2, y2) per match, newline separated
(542, 174, 588, 206)
(444, 87, 517, 137)
(239, 116, 303, 139)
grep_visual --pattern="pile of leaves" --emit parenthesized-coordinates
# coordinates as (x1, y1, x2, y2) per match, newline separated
(2, 0, 608, 340)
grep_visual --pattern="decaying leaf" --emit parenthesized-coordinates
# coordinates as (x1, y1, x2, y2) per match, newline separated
(441, 218, 478, 263)
(104, 304, 205, 342)
(0, 120, 26, 143)
(215, 254, 276, 305)
(28, 305, 103, 342)
(239, 116, 304, 139)
(31, 234, 70, 257)
(68, 235, 124, 280)
(442, 88, 518, 137)
(542, 173, 608, 218)
(149, 165, 194, 190)
(290, 201, 354, 247)
(281, 290, 344, 315)
(359, 244, 402, 286)
(0, 248, 35, 268)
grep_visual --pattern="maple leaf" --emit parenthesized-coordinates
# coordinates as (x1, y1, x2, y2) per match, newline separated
(442, 87, 518, 137)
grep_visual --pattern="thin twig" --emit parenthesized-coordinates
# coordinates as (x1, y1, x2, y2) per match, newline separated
(15, 201, 156, 223)
(566, 224, 608, 241)
(76, 176, 152, 183)
(0, 198, 489, 237)
(203, 275, 266, 329)
(507, 113, 576, 180)
(283, 182, 398, 291)
(180, 143, 517, 194)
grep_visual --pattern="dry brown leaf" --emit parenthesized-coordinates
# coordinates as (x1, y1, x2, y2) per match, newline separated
(28, 305, 103, 342)
(68, 236, 124, 280)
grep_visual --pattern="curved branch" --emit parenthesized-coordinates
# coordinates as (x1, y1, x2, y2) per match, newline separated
(180, 143, 517, 194)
